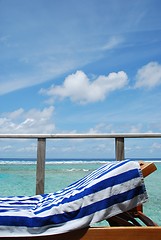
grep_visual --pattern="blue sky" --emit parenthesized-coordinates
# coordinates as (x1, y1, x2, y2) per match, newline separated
(0, 0, 161, 159)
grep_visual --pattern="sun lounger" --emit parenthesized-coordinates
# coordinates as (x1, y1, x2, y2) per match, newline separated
(0, 160, 161, 239)
(107, 161, 158, 227)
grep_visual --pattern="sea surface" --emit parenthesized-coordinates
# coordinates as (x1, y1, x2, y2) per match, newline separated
(0, 158, 161, 226)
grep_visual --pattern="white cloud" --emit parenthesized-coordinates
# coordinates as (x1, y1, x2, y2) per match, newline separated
(151, 142, 161, 150)
(135, 61, 161, 88)
(41, 70, 128, 104)
(101, 36, 124, 51)
(129, 124, 143, 133)
(16, 144, 37, 153)
(88, 123, 114, 134)
(0, 145, 13, 152)
(0, 106, 55, 134)
(5, 108, 24, 120)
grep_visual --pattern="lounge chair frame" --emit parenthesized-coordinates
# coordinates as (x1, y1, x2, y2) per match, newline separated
(1, 162, 161, 239)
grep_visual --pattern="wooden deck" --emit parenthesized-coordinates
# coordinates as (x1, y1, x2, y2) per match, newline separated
(1, 227, 161, 240)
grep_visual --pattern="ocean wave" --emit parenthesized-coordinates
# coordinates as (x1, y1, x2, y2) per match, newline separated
(63, 168, 90, 172)
(46, 160, 109, 165)
(0, 159, 161, 165)
(0, 160, 36, 165)
(0, 160, 111, 165)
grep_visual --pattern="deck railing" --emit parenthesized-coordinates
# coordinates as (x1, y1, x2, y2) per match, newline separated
(0, 133, 161, 194)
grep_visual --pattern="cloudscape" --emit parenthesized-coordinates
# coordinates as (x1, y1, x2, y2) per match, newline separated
(0, 0, 161, 159)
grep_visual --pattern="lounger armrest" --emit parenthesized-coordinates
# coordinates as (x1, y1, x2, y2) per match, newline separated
(139, 161, 157, 178)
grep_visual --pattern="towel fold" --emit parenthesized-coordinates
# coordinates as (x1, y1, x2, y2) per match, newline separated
(0, 160, 148, 236)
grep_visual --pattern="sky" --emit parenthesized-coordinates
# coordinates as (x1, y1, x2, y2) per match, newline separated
(0, 0, 161, 159)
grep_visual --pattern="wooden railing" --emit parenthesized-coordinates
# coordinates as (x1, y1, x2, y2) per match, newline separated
(0, 133, 161, 194)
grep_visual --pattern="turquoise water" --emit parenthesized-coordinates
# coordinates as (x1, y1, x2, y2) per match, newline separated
(0, 159, 161, 225)
(143, 162, 161, 225)
(0, 159, 107, 195)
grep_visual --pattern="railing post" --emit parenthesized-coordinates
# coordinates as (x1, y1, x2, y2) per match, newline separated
(115, 137, 125, 161)
(36, 138, 46, 195)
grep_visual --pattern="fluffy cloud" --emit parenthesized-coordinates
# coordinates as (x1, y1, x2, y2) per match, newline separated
(0, 106, 55, 134)
(135, 61, 161, 88)
(41, 70, 128, 104)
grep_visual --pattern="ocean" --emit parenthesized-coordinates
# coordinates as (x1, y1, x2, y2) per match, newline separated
(0, 158, 161, 226)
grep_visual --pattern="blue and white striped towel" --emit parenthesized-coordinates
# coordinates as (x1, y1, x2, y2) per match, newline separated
(0, 160, 148, 237)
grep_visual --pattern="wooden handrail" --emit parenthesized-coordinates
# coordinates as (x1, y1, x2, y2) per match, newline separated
(0, 133, 161, 138)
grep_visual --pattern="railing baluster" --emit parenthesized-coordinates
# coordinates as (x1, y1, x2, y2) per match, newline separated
(115, 137, 125, 161)
(36, 138, 46, 195)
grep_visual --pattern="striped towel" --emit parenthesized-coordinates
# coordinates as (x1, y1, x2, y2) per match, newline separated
(0, 160, 147, 237)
